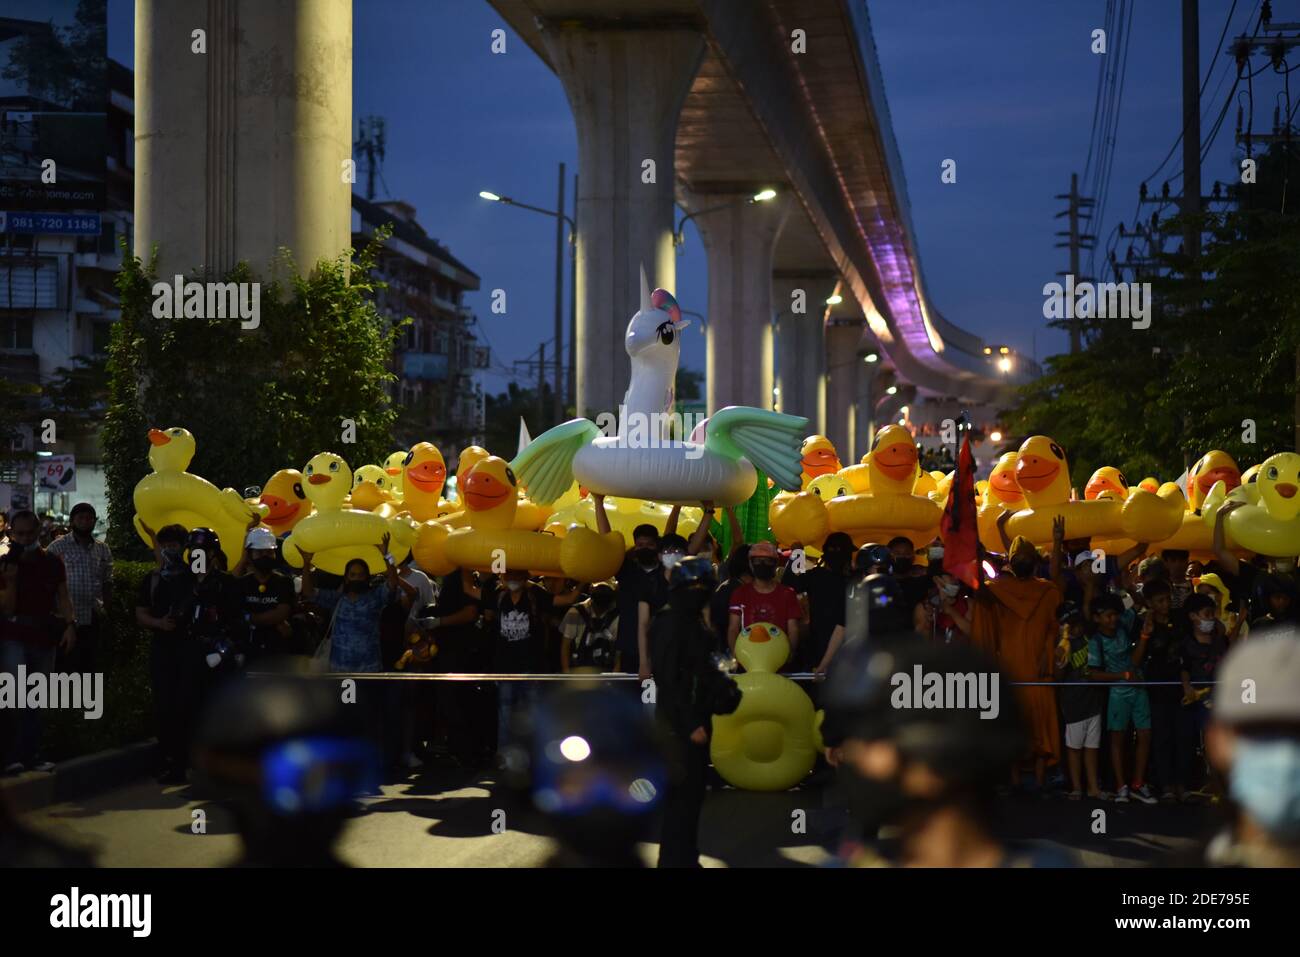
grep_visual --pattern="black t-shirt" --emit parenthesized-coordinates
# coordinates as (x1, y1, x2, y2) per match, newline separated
(649, 605, 717, 737)
(711, 578, 744, 651)
(783, 564, 847, 670)
(1179, 632, 1229, 685)
(137, 570, 238, 645)
(490, 583, 553, 674)
(1138, 614, 1183, 683)
(234, 572, 294, 654)
(615, 556, 666, 666)
(1058, 634, 1104, 724)
(419, 572, 482, 671)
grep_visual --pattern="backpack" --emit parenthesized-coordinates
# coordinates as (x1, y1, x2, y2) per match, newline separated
(571, 604, 618, 669)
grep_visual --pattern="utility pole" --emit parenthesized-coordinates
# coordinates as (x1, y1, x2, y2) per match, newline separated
(568, 172, 578, 414)
(538, 342, 546, 432)
(354, 116, 386, 201)
(1182, 0, 1201, 265)
(1054, 172, 1095, 353)
(553, 163, 565, 426)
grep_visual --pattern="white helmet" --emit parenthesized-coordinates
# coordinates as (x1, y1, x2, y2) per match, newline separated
(244, 526, 277, 551)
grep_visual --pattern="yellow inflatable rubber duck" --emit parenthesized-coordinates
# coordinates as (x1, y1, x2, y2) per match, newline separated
(976, 452, 1025, 550)
(413, 456, 625, 580)
(543, 495, 702, 540)
(1004, 436, 1184, 546)
(401, 442, 448, 521)
(1202, 452, 1300, 556)
(710, 623, 824, 792)
(1241, 463, 1262, 486)
(799, 435, 842, 489)
(350, 464, 398, 511)
(281, 453, 415, 574)
(132, 427, 266, 567)
(1084, 466, 1128, 501)
(257, 468, 312, 537)
(1137, 476, 1160, 493)
(382, 451, 407, 499)
(450, 445, 491, 505)
(1136, 451, 1242, 557)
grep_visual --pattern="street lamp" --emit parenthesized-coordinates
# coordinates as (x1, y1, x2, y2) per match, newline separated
(480, 166, 578, 425)
(825, 293, 843, 305)
(674, 188, 778, 248)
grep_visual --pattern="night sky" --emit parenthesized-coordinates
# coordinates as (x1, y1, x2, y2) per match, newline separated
(107, 0, 1257, 395)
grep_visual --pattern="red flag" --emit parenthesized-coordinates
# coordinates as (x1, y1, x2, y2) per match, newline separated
(940, 428, 980, 590)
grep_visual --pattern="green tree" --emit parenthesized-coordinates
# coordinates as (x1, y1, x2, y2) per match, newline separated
(103, 234, 402, 554)
(1, 0, 106, 111)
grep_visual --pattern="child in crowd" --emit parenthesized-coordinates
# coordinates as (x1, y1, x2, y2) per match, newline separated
(1055, 601, 1103, 799)
(1087, 593, 1157, 804)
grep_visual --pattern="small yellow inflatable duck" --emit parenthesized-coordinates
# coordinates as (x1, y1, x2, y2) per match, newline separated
(799, 435, 843, 489)
(401, 442, 448, 522)
(977, 452, 1025, 550)
(350, 464, 398, 511)
(413, 456, 625, 580)
(543, 495, 702, 539)
(132, 427, 265, 567)
(1084, 466, 1128, 501)
(258, 468, 312, 537)
(382, 451, 408, 499)
(1140, 450, 1242, 557)
(281, 452, 415, 574)
(710, 623, 823, 792)
(1202, 451, 1300, 556)
(1004, 436, 1184, 546)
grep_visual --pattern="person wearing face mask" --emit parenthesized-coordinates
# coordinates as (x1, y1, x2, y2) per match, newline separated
(485, 569, 554, 756)
(0, 510, 78, 775)
(783, 532, 852, 675)
(649, 556, 742, 867)
(726, 541, 801, 661)
(135, 522, 206, 783)
(1178, 593, 1231, 799)
(968, 536, 1062, 792)
(47, 502, 112, 675)
(932, 572, 972, 643)
(1173, 632, 1300, 866)
(232, 526, 295, 662)
(887, 536, 932, 619)
(821, 640, 1067, 867)
(559, 581, 621, 673)
(300, 535, 415, 674)
(595, 499, 664, 681)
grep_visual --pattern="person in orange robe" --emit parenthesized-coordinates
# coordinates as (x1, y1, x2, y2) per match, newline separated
(970, 536, 1061, 787)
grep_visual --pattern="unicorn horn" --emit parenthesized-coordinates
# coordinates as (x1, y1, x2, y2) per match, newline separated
(639, 263, 651, 314)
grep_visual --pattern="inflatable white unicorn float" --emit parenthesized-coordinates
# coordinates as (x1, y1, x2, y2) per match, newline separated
(512, 272, 808, 507)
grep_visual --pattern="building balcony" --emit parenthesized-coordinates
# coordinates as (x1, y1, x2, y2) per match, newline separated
(401, 351, 449, 382)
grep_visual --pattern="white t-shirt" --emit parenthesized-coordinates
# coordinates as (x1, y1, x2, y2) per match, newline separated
(400, 566, 436, 621)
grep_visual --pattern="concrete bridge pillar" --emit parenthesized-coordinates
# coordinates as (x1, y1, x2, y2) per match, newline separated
(824, 319, 864, 461)
(540, 22, 704, 419)
(134, 0, 353, 280)
(771, 273, 836, 432)
(681, 189, 792, 414)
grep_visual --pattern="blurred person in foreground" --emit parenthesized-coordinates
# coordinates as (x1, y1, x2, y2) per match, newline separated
(1170, 630, 1300, 867)
(650, 556, 743, 867)
(192, 669, 380, 867)
(517, 686, 670, 867)
(821, 639, 1069, 867)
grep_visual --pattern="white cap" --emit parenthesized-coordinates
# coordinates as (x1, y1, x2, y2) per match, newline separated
(245, 526, 277, 550)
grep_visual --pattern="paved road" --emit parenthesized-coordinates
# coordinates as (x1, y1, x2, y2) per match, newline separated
(17, 766, 1213, 867)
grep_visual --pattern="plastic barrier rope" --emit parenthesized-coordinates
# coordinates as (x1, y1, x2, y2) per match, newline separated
(248, 671, 1217, 687)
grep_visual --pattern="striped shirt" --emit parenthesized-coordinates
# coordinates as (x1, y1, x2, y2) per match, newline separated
(47, 533, 113, 624)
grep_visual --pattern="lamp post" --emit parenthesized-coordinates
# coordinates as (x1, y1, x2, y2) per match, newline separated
(862, 352, 880, 448)
(479, 162, 577, 426)
(673, 188, 777, 249)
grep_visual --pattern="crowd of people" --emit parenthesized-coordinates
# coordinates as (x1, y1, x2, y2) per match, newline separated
(3, 490, 1299, 867)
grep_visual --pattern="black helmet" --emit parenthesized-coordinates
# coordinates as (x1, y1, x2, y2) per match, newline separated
(186, 526, 221, 555)
(669, 555, 716, 592)
(846, 572, 911, 641)
(821, 640, 1025, 787)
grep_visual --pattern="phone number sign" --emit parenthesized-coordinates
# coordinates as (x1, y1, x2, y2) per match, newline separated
(37, 455, 76, 492)
(0, 212, 102, 235)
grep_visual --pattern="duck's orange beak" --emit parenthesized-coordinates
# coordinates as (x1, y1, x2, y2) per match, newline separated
(385, 467, 401, 476)
(148, 429, 170, 446)
(1085, 478, 1124, 501)
(465, 472, 511, 511)
(749, 625, 772, 643)
(1016, 456, 1061, 493)
(873, 443, 916, 482)
(1276, 483, 1297, 499)
(801, 449, 841, 477)
(259, 496, 301, 523)
(308, 473, 331, 485)
(990, 472, 1022, 503)
(407, 460, 446, 491)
